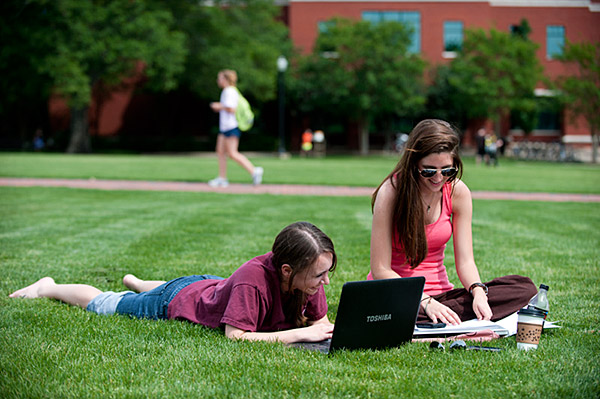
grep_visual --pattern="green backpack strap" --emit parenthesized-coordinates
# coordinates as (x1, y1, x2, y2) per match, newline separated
(234, 87, 254, 132)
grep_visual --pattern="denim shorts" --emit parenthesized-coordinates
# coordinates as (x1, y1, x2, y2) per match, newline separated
(86, 275, 224, 320)
(220, 127, 241, 138)
(86, 291, 134, 316)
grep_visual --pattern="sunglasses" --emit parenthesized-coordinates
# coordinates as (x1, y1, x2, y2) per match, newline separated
(429, 340, 502, 352)
(418, 167, 458, 178)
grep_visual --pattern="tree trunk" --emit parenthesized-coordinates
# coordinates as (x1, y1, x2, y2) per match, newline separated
(592, 130, 598, 164)
(67, 105, 91, 153)
(359, 118, 369, 156)
(494, 115, 502, 138)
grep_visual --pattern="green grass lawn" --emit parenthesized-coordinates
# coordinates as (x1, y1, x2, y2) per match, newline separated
(1, 152, 599, 194)
(1, 185, 599, 398)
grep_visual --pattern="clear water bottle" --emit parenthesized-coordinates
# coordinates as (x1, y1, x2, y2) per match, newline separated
(528, 284, 549, 319)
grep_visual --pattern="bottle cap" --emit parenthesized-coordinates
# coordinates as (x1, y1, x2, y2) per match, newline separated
(539, 284, 549, 291)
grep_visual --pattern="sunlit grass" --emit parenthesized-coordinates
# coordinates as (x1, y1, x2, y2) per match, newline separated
(1, 186, 599, 398)
(1, 152, 599, 193)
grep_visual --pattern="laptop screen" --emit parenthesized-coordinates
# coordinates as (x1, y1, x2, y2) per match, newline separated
(329, 276, 425, 351)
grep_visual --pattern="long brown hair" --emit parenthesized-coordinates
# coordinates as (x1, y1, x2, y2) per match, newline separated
(272, 221, 337, 327)
(371, 119, 463, 268)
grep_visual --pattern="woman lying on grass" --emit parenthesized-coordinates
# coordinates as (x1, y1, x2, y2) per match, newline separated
(369, 119, 537, 325)
(10, 221, 336, 344)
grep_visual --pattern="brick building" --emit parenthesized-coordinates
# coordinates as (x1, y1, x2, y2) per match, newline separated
(286, 0, 600, 159)
(48, 0, 599, 158)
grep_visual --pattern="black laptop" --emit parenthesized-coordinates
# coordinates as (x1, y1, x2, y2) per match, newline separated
(291, 276, 425, 354)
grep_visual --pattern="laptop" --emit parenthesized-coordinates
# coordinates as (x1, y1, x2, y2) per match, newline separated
(291, 276, 425, 354)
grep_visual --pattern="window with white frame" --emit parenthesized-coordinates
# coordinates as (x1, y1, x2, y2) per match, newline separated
(318, 20, 334, 34)
(443, 21, 463, 52)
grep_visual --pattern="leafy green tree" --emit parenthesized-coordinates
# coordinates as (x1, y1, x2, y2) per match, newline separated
(16, 0, 187, 153)
(555, 41, 600, 163)
(163, 0, 290, 103)
(0, 1, 56, 147)
(511, 18, 531, 40)
(290, 18, 426, 154)
(448, 27, 543, 136)
(424, 65, 469, 131)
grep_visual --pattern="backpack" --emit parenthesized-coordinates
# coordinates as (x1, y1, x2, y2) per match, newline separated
(234, 87, 254, 132)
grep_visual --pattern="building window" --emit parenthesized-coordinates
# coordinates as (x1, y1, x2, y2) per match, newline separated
(362, 11, 421, 53)
(546, 25, 565, 59)
(318, 20, 334, 34)
(510, 96, 561, 132)
(443, 21, 463, 52)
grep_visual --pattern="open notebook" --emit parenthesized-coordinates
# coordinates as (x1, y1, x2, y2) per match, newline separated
(413, 311, 561, 338)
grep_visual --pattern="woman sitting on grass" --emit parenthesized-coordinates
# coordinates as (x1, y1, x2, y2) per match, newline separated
(10, 221, 336, 344)
(368, 119, 537, 325)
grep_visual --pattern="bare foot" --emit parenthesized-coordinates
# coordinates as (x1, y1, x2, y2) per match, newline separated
(122, 274, 141, 291)
(9, 277, 55, 298)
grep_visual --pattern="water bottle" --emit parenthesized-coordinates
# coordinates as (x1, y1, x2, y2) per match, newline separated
(528, 284, 549, 319)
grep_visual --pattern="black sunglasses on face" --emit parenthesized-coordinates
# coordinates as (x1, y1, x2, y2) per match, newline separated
(418, 167, 458, 178)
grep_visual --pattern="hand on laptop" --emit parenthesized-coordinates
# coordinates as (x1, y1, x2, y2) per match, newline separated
(424, 299, 462, 325)
(301, 323, 335, 342)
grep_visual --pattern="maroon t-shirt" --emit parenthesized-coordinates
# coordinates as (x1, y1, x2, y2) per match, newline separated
(167, 252, 328, 332)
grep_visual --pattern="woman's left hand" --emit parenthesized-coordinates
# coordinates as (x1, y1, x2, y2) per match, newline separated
(472, 294, 493, 320)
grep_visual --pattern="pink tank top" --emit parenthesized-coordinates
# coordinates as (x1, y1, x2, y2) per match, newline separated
(368, 183, 454, 295)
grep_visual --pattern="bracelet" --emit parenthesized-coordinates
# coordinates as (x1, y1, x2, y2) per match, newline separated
(423, 297, 432, 314)
(469, 282, 488, 296)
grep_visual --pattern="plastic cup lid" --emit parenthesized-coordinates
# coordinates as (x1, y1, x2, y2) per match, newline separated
(518, 308, 546, 318)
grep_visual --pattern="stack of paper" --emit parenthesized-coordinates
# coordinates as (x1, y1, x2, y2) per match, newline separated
(413, 312, 561, 338)
(414, 319, 509, 338)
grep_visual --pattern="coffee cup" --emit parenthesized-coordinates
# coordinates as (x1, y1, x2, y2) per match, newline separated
(516, 308, 545, 350)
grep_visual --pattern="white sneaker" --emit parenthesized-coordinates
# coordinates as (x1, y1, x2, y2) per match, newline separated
(208, 177, 229, 187)
(252, 167, 264, 185)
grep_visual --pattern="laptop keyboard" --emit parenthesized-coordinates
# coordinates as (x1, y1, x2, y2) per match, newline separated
(289, 339, 332, 353)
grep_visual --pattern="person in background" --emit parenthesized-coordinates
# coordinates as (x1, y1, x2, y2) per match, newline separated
(301, 129, 313, 157)
(209, 69, 263, 187)
(484, 131, 500, 167)
(368, 119, 536, 325)
(475, 128, 487, 166)
(10, 222, 336, 344)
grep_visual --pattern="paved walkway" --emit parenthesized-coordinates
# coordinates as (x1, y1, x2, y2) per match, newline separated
(1, 177, 599, 202)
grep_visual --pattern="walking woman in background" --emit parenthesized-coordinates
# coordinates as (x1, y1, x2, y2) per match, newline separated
(209, 69, 263, 187)
(368, 119, 536, 325)
(10, 222, 336, 343)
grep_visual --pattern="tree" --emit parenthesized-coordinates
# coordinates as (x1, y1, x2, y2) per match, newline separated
(0, 1, 57, 148)
(424, 65, 469, 131)
(163, 0, 291, 103)
(555, 41, 600, 163)
(28, 0, 187, 153)
(448, 27, 543, 136)
(290, 18, 426, 154)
